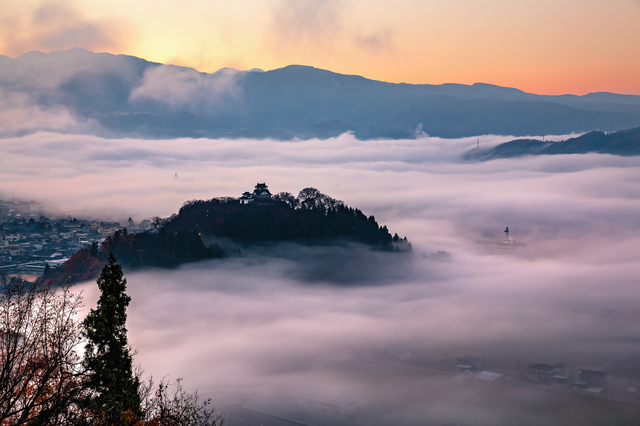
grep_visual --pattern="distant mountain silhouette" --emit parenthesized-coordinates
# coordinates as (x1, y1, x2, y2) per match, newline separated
(465, 126, 640, 160)
(2, 48, 640, 139)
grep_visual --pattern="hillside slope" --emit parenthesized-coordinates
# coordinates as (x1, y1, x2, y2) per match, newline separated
(466, 126, 640, 160)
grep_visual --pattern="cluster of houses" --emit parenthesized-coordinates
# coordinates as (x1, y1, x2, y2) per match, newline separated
(380, 345, 609, 393)
(453, 355, 607, 393)
(0, 199, 153, 276)
(524, 362, 607, 392)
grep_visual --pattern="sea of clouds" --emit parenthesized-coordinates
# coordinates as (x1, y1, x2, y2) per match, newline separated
(2, 132, 640, 425)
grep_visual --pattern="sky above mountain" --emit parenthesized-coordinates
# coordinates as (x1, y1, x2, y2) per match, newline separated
(1, 0, 639, 96)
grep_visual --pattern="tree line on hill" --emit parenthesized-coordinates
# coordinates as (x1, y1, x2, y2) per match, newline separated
(162, 187, 411, 251)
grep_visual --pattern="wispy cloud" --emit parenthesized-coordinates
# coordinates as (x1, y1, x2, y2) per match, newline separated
(0, 0, 133, 56)
(354, 27, 394, 55)
(129, 65, 243, 113)
(266, 0, 344, 54)
(0, 88, 95, 136)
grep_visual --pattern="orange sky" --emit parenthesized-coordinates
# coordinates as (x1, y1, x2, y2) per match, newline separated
(1, 0, 640, 95)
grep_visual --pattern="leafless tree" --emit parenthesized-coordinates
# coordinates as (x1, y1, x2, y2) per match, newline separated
(0, 276, 224, 426)
(139, 376, 224, 426)
(0, 277, 86, 425)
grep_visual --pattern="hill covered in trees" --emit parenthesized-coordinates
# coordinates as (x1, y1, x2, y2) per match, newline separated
(466, 126, 640, 160)
(161, 185, 410, 250)
(47, 185, 410, 285)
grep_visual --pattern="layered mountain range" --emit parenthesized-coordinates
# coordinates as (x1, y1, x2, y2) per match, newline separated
(3, 47, 640, 140)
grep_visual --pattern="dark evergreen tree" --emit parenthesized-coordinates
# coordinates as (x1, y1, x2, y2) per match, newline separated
(42, 262, 51, 279)
(89, 241, 99, 257)
(82, 253, 141, 424)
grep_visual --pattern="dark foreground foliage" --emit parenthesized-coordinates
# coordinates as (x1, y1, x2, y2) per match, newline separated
(0, 278, 85, 425)
(81, 252, 142, 424)
(1, 262, 222, 426)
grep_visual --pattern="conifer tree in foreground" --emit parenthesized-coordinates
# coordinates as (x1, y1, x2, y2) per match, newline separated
(82, 252, 142, 424)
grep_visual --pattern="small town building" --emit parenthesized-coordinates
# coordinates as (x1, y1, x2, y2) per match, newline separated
(456, 364, 479, 374)
(527, 362, 569, 384)
(473, 371, 510, 387)
(454, 365, 479, 383)
(573, 369, 607, 392)
(456, 355, 485, 369)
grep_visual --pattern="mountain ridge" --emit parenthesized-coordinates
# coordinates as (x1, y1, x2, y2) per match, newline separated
(2, 48, 640, 140)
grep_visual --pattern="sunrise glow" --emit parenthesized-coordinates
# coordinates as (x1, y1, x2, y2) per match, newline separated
(2, 0, 639, 95)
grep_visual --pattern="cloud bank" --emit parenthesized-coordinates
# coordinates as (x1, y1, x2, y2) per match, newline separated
(3, 132, 640, 424)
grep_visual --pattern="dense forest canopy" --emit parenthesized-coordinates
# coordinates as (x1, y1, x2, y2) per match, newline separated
(161, 186, 410, 250)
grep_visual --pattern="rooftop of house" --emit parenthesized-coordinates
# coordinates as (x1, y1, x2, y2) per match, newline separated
(474, 371, 503, 382)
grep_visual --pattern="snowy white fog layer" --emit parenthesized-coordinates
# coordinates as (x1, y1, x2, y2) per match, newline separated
(3, 132, 640, 424)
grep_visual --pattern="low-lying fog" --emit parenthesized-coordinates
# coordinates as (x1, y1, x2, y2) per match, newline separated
(3, 132, 640, 425)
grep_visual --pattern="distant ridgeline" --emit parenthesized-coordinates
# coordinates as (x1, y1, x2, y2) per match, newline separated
(4, 49, 640, 140)
(466, 126, 640, 161)
(47, 184, 410, 285)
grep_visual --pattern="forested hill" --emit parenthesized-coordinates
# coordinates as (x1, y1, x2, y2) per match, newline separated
(466, 126, 640, 160)
(46, 186, 410, 286)
(161, 187, 411, 251)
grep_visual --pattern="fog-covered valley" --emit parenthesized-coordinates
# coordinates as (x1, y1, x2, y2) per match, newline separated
(2, 132, 640, 425)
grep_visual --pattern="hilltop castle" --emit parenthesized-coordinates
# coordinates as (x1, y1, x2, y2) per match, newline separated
(240, 183, 273, 205)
